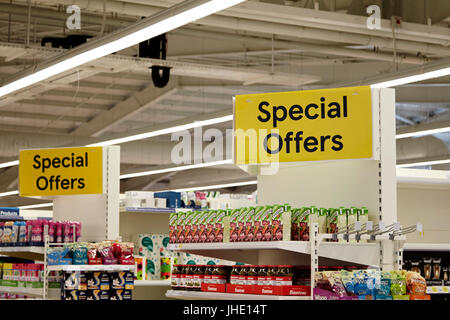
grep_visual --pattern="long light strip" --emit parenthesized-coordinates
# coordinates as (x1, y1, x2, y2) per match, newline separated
(0, 0, 245, 99)
(396, 159, 450, 168)
(165, 180, 258, 193)
(120, 159, 233, 179)
(0, 160, 20, 169)
(0, 190, 19, 197)
(396, 127, 450, 139)
(18, 203, 53, 210)
(87, 115, 233, 147)
(371, 67, 450, 88)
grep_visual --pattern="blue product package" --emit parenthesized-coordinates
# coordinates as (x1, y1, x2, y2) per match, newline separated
(154, 192, 181, 208)
(375, 295, 393, 300)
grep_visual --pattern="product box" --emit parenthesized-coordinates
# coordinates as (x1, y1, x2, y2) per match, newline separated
(146, 256, 161, 280)
(190, 212, 201, 243)
(226, 284, 256, 294)
(327, 208, 339, 241)
(347, 207, 358, 243)
(337, 208, 347, 242)
(236, 208, 249, 242)
(154, 191, 181, 208)
(87, 271, 101, 290)
(63, 271, 87, 290)
(62, 290, 87, 301)
(272, 204, 291, 241)
(291, 208, 301, 241)
(243, 208, 255, 242)
(255, 285, 311, 296)
(206, 211, 217, 243)
(229, 208, 242, 242)
(259, 206, 273, 241)
(313, 288, 358, 300)
(183, 212, 194, 243)
(214, 210, 228, 243)
(134, 256, 146, 280)
(318, 208, 327, 234)
(176, 211, 187, 243)
(111, 289, 132, 300)
(86, 290, 110, 300)
(197, 211, 208, 243)
(110, 271, 126, 289)
(169, 212, 177, 244)
(100, 272, 111, 290)
(298, 207, 311, 241)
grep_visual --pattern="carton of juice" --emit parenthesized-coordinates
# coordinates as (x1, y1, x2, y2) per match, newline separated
(229, 209, 241, 242)
(176, 211, 187, 243)
(190, 212, 201, 243)
(337, 207, 348, 243)
(244, 207, 255, 242)
(183, 212, 195, 243)
(197, 211, 209, 243)
(298, 207, 311, 241)
(169, 212, 177, 244)
(260, 206, 273, 241)
(237, 208, 249, 242)
(271, 204, 291, 241)
(357, 207, 369, 243)
(291, 208, 301, 241)
(214, 210, 227, 243)
(318, 208, 328, 234)
(206, 211, 217, 243)
(347, 207, 358, 243)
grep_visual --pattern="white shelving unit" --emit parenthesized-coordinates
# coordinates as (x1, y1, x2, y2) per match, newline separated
(165, 290, 309, 300)
(0, 286, 59, 298)
(166, 88, 411, 300)
(0, 246, 45, 261)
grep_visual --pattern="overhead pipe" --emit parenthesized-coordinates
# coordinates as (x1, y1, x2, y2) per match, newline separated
(37, 0, 450, 56)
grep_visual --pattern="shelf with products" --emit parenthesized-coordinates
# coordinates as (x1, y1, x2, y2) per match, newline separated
(0, 246, 45, 261)
(165, 290, 309, 300)
(0, 285, 60, 298)
(47, 264, 135, 272)
(403, 243, 450, 252)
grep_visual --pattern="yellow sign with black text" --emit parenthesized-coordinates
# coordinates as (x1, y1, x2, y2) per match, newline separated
(19, 147, 103, 196)
(234, 86, 373, 164)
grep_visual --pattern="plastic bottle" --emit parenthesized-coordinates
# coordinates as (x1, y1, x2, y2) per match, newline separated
(55, 222, 62, 243)
(48, 221, 55, 243)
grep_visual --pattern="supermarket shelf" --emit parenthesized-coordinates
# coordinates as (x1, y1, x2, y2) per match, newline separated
(403, 243, 450, 251)
(165, 290, 309, 300)
(134, 280, 171, 287)
(0, 246, 45, 261)
(47, 264, 134, 272)
(426, 286, 450, 294)
(167, 241, 379, 266)
(0, 286, 59, 297)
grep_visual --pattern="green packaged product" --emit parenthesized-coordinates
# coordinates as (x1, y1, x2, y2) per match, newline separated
(206, 211, 217, 243)
(176, 211, 187, 243)
(243, 207, 255, 242)
(229, 208, 242, 242)
(169, 212, 177, 243)
(298, 207, 311, 241)
(318, 208, 328, 234)
(271, 204, 291, 241)
(390, 270, 407, 296)
(336, 208, 347, 242)
(183, 212, 195, 243)
(290, 208, 301, 241)
(327, 208, 339, 235)
(254, 205, 273, 241)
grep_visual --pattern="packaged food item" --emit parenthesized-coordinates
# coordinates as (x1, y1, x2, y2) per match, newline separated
(375, 271, 391, 297)
(110, 271, 126, 289)
(323, 271, 347, 297)
(2, 221, 13, 243)
(271, 204, 291, 241)
(290, 208, 301, 241)
(410, 260, 421, 276)
(352, 270, 375, 297)
(229, 209, 241, 242)
(169, 212, 177, 243)
(298, 207, 310, 241)
(347, 208, 358, 243)
(247, 265, 258, 286)
(214, 210, 227, 243)
(87, 272, 101, 290)
(423, 258, 432, 280)
(318, 208, 328, 234)
(266, 266, 278, 286)
(243, 208, 255, 242)
(206, 211, 217, 243)
(176, 211, 187, 243)
(236, 208, 248, 242)
(432, 258, 442, 280)
(192, 265, 205, 291)
(63, 271, 87, 290)
(183, 212, 194, 243)
(258, 265, 268, 286)
(259, 206, 273, 241)
(340, 270, 354, 295)
(12, 221, 20, 244)
(55, 222, 63, 243)
(406, 271, 426, 295)
(211, 265, 228, 285)
(276, 265, 293, 286)
(390, 270, 407, 296)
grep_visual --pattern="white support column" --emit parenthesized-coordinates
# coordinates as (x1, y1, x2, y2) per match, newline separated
(105, 146, 120, 240)
(310, 223, 318, 300)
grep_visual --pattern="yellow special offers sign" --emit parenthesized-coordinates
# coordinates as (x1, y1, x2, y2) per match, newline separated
(19, 147, 103, 196)
(234, 86, 373, 164)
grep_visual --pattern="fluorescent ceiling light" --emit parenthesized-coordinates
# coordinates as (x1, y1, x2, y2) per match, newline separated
(0, 190, 19, 198)
(88, 115, 233, 147)
(397, 159, 450, 168)
(165, 180, 258, 192)
(396, 127, 450, 139)
(18, 203, 53, 210)
(372, 67, 450, 88)
(120, 159, 233, 179)
(0, 160, 20, 169)
(0, 0, 245, 98)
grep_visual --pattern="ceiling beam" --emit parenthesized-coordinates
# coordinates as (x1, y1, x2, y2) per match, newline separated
(71, 79, 178, 137)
